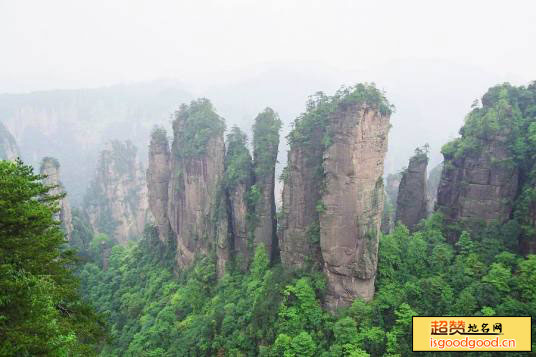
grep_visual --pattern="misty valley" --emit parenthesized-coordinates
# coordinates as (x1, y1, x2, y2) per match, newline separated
(1, 80, 536, 356)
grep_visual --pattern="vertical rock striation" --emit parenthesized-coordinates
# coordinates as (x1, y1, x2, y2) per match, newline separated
(436, 134, 518, 229)
(144, 101, 284, 275)
(395, 148, 429, 231)
(0, 122, 20, 161)
(320, 102, 391, 309)
(167, 99, 226, 269)
(385, 173, 402, 206)
(381, 172, 402, 234)
(145, 102, 281, 275)
(40, 157, 73, 241)
(147, 127, 171, 244)
(252, 108, 281, 262)
(434, 83, 536, 253)
(84, 141, 149, 245)
(426, 163, 443, 215)
(279, 122, 325, 270)
(223, 127, 254, 270)
(280, 84, 392, 308)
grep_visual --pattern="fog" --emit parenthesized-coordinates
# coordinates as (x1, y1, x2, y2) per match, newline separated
(1, 0, 535, 202)
(2, 0, 535, 92)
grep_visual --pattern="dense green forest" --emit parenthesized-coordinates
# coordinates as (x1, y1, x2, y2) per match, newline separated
(75, 214, 536, 356)
(74, 82, 536, 355)
(2, 82, 536, 356)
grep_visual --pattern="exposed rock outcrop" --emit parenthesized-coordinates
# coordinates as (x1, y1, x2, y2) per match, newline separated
(40, 157, 73, 241)
(385, 173, 402, 211)
(426, 163, 443, 214)
(252, 108, 281, 261)
(145, 103, 281, 274)
(223, 127, 254, 270)
(320, 103, 390, 309)
(214, 193, 230, 277)
(147, 128, 171, 244)
(0, 122, 20, 161)
(167, 99, 226, 269)
(84, 141, 150, 245)
(280, 85, 392, 309)
(225, 183, 250, 270)
(0, 81, 192, 205)
(381, 172, 401, 234)
(436, 134, 518, 230)
(395, 149, 429, 231)
(435, 83, 536, 253)
(279, 125, 324, 270)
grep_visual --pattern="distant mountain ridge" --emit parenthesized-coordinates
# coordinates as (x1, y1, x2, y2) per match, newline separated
(0, 80, 192, 204)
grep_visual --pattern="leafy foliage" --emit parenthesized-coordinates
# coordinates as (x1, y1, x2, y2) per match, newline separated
(253, 107, 282, 178)
(288, 83, 393, 148)
(283, 84, 394, 258)
(7, 81, 536, 355)
(172, 98, 225, 159)
(412, 143, 429, 161)
(76, 203, 536, 356)
(0, 159, 106, 356)
(440, 82, 536, 248)
(150, 126, 169, 147)
(223, 126, 253, 190)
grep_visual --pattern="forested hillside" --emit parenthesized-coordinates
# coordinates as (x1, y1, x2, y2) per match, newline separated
(73, 82, 536, 355)
(77, 213, 536, 356)
(2, 82, 536, 356)
(3, 0, 536, 355)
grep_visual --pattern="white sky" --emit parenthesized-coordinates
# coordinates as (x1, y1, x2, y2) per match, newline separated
(1, 0, 535, 93)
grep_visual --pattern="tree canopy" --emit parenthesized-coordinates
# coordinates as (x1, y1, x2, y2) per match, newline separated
(0, 159, 106, 356)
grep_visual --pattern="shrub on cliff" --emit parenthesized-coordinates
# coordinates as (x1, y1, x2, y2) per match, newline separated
(173, 98, 225, 159)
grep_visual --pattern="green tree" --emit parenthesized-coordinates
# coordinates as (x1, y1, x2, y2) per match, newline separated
(517, 255, 536, 301)
(223, 126, 253, 190)
(253, 107, 282, 178)
(272, 333, 292, 356)
(0, 159, 106, 356)
(482, 263, 512, 294)
(290, 331, 316, 357)
(173, 98, 225, 158)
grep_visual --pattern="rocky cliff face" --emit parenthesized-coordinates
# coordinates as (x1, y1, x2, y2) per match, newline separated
(0, 81, 192, 205)
(147, 128, 171, 244)
(320, 104, 390, 309)
(252, 108, 281, 261)
(84, 141, 150, 245)
(435, 83, 536, 252)
(381, 172, 401, 233)
(145, 102, 282, 274)
(395, 150, 428, 231)
(280, 85, 392, 308)
(437, 134, 518, 229)
(226, 183, 250, 267)
(40, 157, 73, 241)
(223, 127, 254, 270)
(385, 173, 401, 211)
(0, 122, 20, 160)
(279, 127, 324, 270)
(167, 99, 226, 270)
(426, 163, 443, 214)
